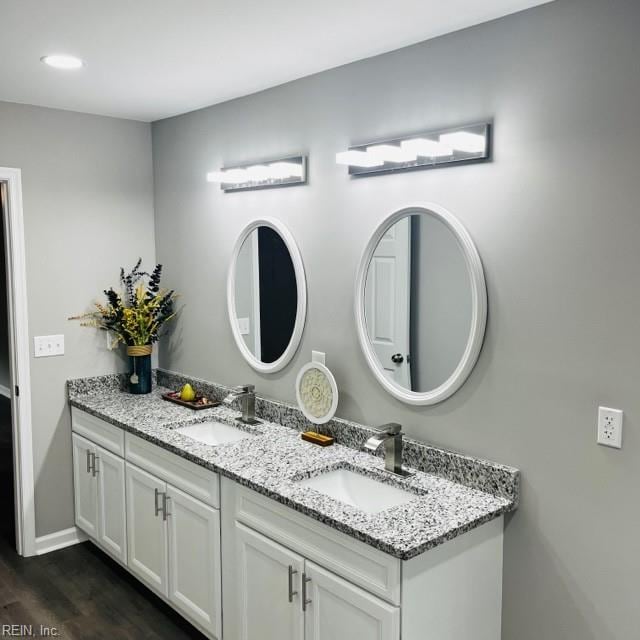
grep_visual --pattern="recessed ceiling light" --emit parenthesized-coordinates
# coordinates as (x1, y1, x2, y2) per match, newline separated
(40, 55, 84, 70)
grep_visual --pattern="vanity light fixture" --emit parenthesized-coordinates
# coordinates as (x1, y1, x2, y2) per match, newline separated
(336, 123, 490, 177)
(40, 54, 84, 69)
(207, 155, 307, 192)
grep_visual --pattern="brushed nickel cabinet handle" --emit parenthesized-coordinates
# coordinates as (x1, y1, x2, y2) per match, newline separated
(86, 449, 91, 473)
(288, 565, 298, 602)
(162, 494, 170, 521)
(302, 573, 312, 611)
(154, 488, 162, 517)
(92, 455, 99, 477)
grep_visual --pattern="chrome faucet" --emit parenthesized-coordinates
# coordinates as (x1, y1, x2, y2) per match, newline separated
(364, 423, 413, 477)
(223, 384, 261, 425)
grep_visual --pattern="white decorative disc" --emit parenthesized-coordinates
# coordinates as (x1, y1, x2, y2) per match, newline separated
(295, 361, 339, 425)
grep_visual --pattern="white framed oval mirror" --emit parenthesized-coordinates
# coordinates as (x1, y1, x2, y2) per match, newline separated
(355, 203, 487, 406)
(227, 218, 307, 373)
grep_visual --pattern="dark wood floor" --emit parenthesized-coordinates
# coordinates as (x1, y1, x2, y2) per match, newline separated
(0, 397, 207, 638)
(0, 539, 208, 638)
(0, 395, 15, 549)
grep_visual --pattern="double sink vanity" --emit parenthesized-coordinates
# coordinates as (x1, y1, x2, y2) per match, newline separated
(67, 203, 520, 639)
(68, 369, 518, 640)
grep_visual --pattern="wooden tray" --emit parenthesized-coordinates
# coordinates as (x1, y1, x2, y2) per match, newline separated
(162, 392, 220, 411)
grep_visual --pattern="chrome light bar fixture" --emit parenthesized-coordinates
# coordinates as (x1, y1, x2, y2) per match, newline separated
(336, 123, 490, 176)
(207, 155, 307, 192)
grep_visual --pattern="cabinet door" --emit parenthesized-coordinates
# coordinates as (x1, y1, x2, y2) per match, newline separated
(304, 561, 400, 640)
(235, 522, 304, 640)
(95, 445, 127, 564)
(72, 433, 97, 538)
(125, 462, 168, 596)
(167, 485, 222, 638)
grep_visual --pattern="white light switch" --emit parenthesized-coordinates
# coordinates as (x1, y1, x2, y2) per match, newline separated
(237, 317, 250, 335)
(34, 334, 65, 358)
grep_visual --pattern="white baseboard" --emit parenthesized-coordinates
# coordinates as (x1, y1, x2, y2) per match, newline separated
(35, 526, 88, 555)
(0, 384, 11, 398)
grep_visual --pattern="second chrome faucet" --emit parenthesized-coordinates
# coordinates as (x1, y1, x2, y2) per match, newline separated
(364, 423, 413, 477)
(223, 384, 262, 425)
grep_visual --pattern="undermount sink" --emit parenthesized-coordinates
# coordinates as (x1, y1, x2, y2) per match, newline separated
(297, 468, 417, 514)
(176, 421, 255, 446)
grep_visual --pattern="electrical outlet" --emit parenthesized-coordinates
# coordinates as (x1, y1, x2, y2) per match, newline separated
(34, 334, 65, 358)
(597, 406, 623, 449)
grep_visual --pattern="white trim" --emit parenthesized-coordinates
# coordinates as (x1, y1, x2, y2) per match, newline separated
(354, 203, 487, 406)
(0, 384, 11, 398)
(35, 526, 88, 555)
(0, 167, 36, 555)
(227, 218, 307, 373)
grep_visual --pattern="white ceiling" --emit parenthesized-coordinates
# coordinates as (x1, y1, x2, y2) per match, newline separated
(0, 0, 552, 122)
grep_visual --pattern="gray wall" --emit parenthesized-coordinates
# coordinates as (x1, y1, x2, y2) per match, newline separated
(410, 213, 472, 391)
(152, 0, 640, 637)
(0, 101, 155, 537)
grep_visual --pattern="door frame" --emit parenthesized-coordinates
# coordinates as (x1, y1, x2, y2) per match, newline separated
(0, 167, 36, 556)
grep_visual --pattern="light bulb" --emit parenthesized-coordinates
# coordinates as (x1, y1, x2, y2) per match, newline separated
(439, 131, 486, 153)
(401, 138, 453, 158)
(366, 144, 417, 163)
(269, 162, 303, 178)
(41, 55, 84, 70)
(335, 150, 383, 168)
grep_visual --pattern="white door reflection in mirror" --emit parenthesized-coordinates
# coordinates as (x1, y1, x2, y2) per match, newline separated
(365, 216, 411, 389)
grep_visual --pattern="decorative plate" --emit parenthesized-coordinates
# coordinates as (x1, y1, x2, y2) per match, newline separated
(295, 360, 339, 425)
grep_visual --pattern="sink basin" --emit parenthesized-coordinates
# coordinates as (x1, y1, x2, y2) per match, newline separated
(297, 468, 416, 514)
(176, 421, 255, 446)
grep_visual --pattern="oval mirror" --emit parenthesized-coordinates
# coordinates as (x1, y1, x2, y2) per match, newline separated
(355, 203, 487, 405)
(227, 218, 307, 373)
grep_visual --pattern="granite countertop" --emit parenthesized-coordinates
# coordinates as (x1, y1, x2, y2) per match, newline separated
(68, 375, 518, 561)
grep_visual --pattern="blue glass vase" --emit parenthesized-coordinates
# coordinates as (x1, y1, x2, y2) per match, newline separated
(127, 345, 152, 394)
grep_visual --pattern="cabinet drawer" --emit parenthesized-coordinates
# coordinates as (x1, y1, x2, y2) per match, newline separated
(125, 433, 219, 508)
(230, 482, 400, 605)
(72, 408, 125, 456)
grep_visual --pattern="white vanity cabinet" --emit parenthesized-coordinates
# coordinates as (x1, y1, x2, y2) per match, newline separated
(233, 522, 399, 640)
(71, 408, 222, 639)
(125, 462, 169, 592)
(222, 479, 401, 640)
(72, 433, 99, 538)
(235, 523, 305, 640)
(222, 478, 504, 640)
(72, 407, 505, 640)
(71, 432, 127, 563)
(125, 461, 222, 637)
(303, 561, 400, 640)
